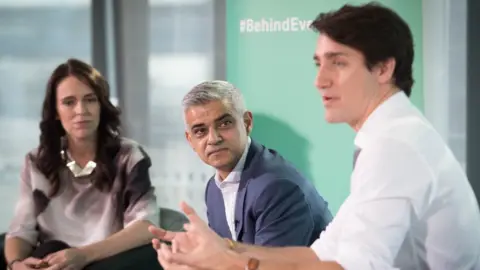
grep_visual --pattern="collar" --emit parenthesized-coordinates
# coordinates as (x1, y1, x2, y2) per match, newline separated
(354, 91, 416, 149)
(65, 150, 97, 178)
(214, 137, 251, 187)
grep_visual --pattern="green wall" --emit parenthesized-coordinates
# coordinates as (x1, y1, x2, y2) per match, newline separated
(226, 0, 424, 213)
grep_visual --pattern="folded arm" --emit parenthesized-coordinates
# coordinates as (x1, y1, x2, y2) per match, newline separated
(79, 219, 154, 263)
(80, 155, 159, 263)
(4, 237, 35, 265)
(5, 154, 39, 264)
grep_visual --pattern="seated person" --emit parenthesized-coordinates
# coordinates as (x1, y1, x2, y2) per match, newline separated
(3, 58, 160, 270)
(182, 80, 333, 246)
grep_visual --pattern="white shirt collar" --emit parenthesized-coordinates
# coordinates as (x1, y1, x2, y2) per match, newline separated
(64, 150, 96, 177)
(214, 137, 251, 187)
(354, 91, 416, 149)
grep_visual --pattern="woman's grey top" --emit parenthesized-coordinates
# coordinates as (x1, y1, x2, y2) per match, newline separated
(6, 138, 159, 247)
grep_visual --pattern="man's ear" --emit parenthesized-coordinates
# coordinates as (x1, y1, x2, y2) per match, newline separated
(374, 57, 396, 85)
(243, 111, 253, 135)
(185, 131, 194, 149)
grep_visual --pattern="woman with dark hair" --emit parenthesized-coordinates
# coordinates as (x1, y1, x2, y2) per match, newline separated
(3, 58, 160, 270)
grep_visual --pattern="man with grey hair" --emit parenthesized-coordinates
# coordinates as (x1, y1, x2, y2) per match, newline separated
(179, 80, 332, 247)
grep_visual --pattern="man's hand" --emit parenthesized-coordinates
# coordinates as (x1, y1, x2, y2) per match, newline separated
(149, 213, 199, 269)
(157, 202, 232, 270)
(153, 242, 197, 270)
(149, 225, 178, 243)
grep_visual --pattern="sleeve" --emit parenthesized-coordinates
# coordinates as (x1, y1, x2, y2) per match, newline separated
(6, 154, 39, 246)
(311, 139, 435, 270)
(122, 148, 159, 228)
(253, 178, 315, 246)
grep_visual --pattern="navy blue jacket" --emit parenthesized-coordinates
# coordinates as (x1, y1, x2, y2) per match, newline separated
(205, 140, 333, 246)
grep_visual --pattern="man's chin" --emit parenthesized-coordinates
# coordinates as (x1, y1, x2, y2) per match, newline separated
(208, 158, 235, 171)
(324, 117, 341, 124)
(324, 113, 345, 124)
(209, 160, 231, 169)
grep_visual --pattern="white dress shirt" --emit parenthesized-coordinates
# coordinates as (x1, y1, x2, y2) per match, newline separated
(214, 137, 251, 240)
(311, 92, 480, 270)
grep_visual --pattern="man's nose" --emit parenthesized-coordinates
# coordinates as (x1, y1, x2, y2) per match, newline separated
(315, 66, 333, 90)
(207, 128, 222, 145)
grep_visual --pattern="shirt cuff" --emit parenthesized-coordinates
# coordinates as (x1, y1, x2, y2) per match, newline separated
(310, 238, 393, 270)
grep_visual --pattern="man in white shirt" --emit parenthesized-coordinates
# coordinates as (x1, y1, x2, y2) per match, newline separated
(149, 2, 480, 270)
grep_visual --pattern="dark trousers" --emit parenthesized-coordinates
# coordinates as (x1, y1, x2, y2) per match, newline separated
(0, 234, 4, 270)
(1, 234, 162, 270)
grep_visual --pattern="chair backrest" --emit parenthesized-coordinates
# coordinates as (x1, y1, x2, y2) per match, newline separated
(159, 207, 188, 232)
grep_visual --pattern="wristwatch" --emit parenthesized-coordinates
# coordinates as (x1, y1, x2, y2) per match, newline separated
(246, 258, 260, 270)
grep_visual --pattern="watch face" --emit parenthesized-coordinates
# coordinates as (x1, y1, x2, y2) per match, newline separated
(246, 258, 260, 270)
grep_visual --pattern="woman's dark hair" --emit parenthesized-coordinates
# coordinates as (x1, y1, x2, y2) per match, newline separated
(34, 58, 122, 197)
(310, 2, 415, 96)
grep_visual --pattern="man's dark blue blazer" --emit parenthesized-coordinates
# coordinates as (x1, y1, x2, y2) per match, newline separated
(205, 140, 333, 247)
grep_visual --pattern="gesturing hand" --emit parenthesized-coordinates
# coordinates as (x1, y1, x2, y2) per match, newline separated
(149, 215, 198, 269)
(153, 242, 197, 270)
(156, 202, 231, 270)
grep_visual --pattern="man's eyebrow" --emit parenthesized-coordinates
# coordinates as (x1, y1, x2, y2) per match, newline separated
(214, 113, 232, 122)
(314, 51, 349, 61)
(190, 114, 232, 130)
(190, 122, 205, 130)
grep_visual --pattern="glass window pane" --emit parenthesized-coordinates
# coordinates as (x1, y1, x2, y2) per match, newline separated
(149, 0, 216, 219)
(0, 0, 91, 231)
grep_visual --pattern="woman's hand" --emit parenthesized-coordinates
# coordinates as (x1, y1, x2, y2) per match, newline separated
(42, 248, 89, 270)
(11, 257, 44, 270)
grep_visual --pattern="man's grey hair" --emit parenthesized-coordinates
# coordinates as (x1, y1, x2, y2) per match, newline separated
(182, 80, 247, 115)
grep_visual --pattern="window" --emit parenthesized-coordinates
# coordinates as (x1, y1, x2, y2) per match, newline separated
(148, 0, 217, 218)
(0, 0, 91, 230)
